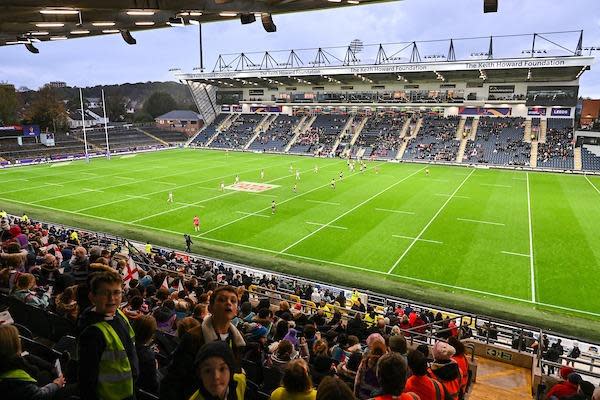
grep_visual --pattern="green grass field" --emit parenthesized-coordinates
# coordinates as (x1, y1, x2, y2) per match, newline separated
(2, 148, 600, 336)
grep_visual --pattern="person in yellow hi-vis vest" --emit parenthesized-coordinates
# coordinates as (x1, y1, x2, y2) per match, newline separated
(0, 324, 66, 399)
(145, 242, 152, 255)
(0, 210, 7, 219)
(21, 214, 29, 224)
(188, 341, 246, 400)
(78, 271, 138, 400)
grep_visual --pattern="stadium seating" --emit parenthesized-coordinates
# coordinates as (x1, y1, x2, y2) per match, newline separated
(248, 115, 302, 152)
(537, 118, 574, 170)
(191, 113, 229, 146)
(211, 114, 263, 149)
(288, 114, 348, 155)
(353, 113, 406, 159)
(462, 117, 530, 166)
(402, 116, 460, 162)
(581, 145, 600, 171)
(139, 126, 189, 143)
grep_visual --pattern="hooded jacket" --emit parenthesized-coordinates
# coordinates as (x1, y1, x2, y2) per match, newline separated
(429, 360, 461, 400)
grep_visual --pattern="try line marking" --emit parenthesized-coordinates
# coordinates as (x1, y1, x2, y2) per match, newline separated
(375, 208, 415, 215)
(1, 193, 598, 319)
(526, 173, 536, 302)
(306, 199, 340, 206)
(279, 166, 426, 254)
(388, 169, 475, 274)
(306, 221, 347, 230)
(457, 218, 505, 226)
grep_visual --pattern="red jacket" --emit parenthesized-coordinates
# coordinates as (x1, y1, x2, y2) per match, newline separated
(405, 374, 445, 400)
(545, 381, 578, 399)
(370, 393, 420, 400)
(452, 354, 469, 393)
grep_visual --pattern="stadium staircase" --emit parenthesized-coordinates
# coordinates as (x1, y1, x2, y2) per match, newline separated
(397, 117, 424, 159)
(530, 141, 538, 168)
(349, 116, 369, 146)
(185, 128, 204, 147)
(456, 138, 468, 162)
(206, 114, 239, 147)
(574, 147, 583, 170)
(456, 116, 467, 139)
(539, 119, 547, 143)
(134, 127, 169, 146)
(331, 115, 355, 154)
(284, 115, 316, 152)
(400, 117, 412, 138)
(410, 117, 424, 138)
(469, 117, 479, 140)
(72, 133, 104, 152)
(468, 357, 532, 400)
(395, 138, 409, 160)
(524, 119, 532, 142)
(244, 114, 273, 150)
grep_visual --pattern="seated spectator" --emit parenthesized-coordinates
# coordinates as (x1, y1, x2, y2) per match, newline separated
(177, 316, 201, 339)
(134, 315, 160, 394)
(123, 295, 145, 321)
(0, 324, 66, 399)
(546, 373, 581, 400)
(564, 380, 595, 400)
(1, 242, 28, 272)
(428, 342, 461, 400)
(189, 341, 246, 400)
(160, 285, 245, 400)
(337, 351, 363, 387)
(370, 352, 418, 400)
(192, 303, 208, 323)
(12, 273, 50, 308)
(55, 285, 78, 321)
(268, 339, 303, 372)
(270, 359, 317, 400)
(317, 376, 357, 400)
(69, 246, 90, 284)
(448, 337, 469, 395)
(355, 339, 387, 399)
(406, 350, 446, 400)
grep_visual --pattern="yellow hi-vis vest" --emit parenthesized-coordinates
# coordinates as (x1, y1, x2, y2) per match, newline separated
(188, 373, 247, 400)
(21, 214, 29, 223)
(0, 369, 37, 383)
(92, 309, 135, 400)
(145, 243, 152, 254)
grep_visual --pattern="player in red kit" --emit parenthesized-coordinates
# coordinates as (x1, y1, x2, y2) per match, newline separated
(193, 215, 200, 232)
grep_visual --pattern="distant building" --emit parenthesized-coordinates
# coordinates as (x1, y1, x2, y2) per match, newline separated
(47, 81, 67, 88)
(580, 99, 600, 127)
(155, 110, 203, 134)
(85, 97, 102, 108)
(67, 109, 108, 129)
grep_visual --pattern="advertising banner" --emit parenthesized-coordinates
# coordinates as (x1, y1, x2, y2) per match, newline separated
(528, 107, 547, 116)
(250, 105, 282, 113)
(22, 125, 40, 137)
(459, 107, 511, 116)
(221, 105, 231, 112)
(550, 107, 572, 117)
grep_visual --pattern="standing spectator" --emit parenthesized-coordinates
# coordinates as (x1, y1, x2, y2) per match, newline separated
(188, 341, 246, 400)
(160, 285, 245, 400)
(355, 339, 387, 399)
(270, 359, 317, 400)
(370, 352, 419, 400)
(566, 343, 580, 367)
(184, 234, 193, 253)
(448, 337, 470, 397)
(458, 321, 472, 339)
(405, 350, 447, 400)
(77, 271, 138, 400)
(134, 315, 159, 395)
(0, 324, 66, 399)
(428, 342, 461, 400)
(545, 373, 581, 399)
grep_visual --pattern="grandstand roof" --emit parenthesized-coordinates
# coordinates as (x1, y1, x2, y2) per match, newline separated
(0, 0, 398, 47)
(155, 110, 201, 121)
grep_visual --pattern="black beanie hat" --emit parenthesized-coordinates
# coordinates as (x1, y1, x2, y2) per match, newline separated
(194, 341, 236, 372)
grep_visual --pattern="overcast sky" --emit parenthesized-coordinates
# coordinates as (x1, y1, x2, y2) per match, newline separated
(1, 0, 599, 96)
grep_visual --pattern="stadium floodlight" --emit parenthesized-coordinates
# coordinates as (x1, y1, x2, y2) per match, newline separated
(35, 22, 65, 27)
(120, 30, 137, 45)
(103, 29, 120, 34)
(240, 13, 256, 24)
(126, 10, 155, 16)
(30, 31, 49, 36)
(70, 30, 90, 35)
(348, 0, 360, 4)
(135, 21, 155, 26)
(92, 22, 116, 27)
(219, 12, 238, 17)
(261, 14, 276, 32)
(25, 42, 39, 53)
(49, 36, 68, 40)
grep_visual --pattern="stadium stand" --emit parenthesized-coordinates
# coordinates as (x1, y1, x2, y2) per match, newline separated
(1, 213, 598, 400)
(191, 112, 229, 146)
(294, 114, 349, 156)
(462, 117, 530, 166)
(402, 116, 460, 162)
(248, 115, 302, 152)
(210, 114, 263, 149)
(138, 126, 189, 143)
(71, 126, 162, 150)
(581, 145, 600, 171)
(353, 113, 406, 159)
(537, 119, 575, 170)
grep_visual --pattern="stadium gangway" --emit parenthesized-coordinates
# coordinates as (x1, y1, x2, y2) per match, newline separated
(539, 359, 600, 386)
(16, 214, 600, 359)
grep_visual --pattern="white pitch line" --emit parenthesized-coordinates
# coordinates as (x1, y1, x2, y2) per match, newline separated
(392, 235, 442, 244)
(512, 177, 527, 181)
(45, 183, 64, 187)
(435, 193, 470, 199)
(584, 175, 600, 196)
(154, 181, 177, 186)
(125, 194, 150, 200)
(501, 251, 531, 258)
(388, 169, 475, 274)
(176, 202, 205, 208)
(116, 176, 137, 181)
(281, 166, 426, 254)
(306, 199, 341, 206)
(480, 183, 512, 188)
(457, 218, 505, 226)
(526, 172, 536, 302)
(306, 221, 347, 230)
(375, 208, 415, 215)
(236, 211, 270, 218)
(428, 178, 449, 183)
(82, 188, 104, 193)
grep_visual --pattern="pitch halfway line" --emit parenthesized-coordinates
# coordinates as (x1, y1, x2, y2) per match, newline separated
(457, 218, 505, 226)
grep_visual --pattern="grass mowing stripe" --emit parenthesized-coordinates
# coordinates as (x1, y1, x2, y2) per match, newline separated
(280, 166, 425, 254)
(198, 160, 344, 237)
(526, 172, 536, 302)
(130, 158, 309, 223)
(388, 168, 475, 274)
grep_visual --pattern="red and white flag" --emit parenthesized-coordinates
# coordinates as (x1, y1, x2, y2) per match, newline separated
(122, 257, 139, 288)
